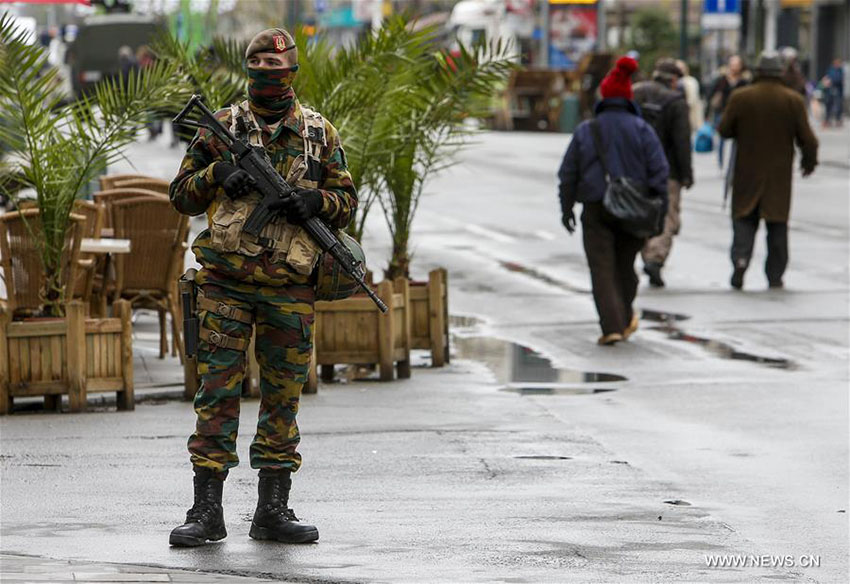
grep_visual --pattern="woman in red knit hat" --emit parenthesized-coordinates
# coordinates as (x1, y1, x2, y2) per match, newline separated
(557, 57, 670, 345)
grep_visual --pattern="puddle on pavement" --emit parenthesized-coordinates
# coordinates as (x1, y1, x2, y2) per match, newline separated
(514, 455, 572, 460)
(640, 308, 794, 370)
(499, 261, 590, 294)
(452, 336, 626, 395)
(640, 309, 691, 322)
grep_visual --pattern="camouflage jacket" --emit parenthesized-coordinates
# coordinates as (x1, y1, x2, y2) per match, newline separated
(170, 98, 357, 287)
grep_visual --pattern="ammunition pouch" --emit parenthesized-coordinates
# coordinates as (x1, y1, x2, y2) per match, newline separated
(207, 100, 327, 275)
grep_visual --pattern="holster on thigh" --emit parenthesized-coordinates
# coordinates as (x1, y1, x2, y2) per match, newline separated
(198, 291, 255, 353)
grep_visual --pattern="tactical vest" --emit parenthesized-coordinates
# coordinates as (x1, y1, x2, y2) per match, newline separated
(207, 101, 327, 275)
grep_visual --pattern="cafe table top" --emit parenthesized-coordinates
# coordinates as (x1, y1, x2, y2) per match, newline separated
(80, 238, 131, 254)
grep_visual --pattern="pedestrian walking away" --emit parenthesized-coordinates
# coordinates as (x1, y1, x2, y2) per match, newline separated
(707, 55, 750, 169)
(558, 56, 669, 345)
(633, 58, 694, 287)
(168, 27, 357, 547)
(717, 51, 818, 290)
(823, 57, 845, 127)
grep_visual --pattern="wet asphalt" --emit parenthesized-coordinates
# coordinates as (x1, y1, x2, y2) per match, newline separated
(1, 126, 848, 582)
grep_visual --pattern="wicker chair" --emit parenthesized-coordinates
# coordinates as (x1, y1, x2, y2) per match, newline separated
(69, 200, 104, 309)
(112, 178, 170, 194)
(93, 188, 168, 229)
(0, 209, 85, 318)
(111, 196, 189, 360)
(99, 173, 151, 191)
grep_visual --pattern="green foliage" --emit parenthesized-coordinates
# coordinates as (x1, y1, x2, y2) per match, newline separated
(0, 12, 183, 315)
(629, 8, 677, 76)
(153, 32, 246, 112)
(156, 16, 515, 279)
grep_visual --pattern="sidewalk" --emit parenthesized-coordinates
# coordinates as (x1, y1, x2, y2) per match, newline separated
(0, 554, 285, 583)
(0, 353, 808, 582)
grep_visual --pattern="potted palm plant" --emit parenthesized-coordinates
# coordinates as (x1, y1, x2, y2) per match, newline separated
(0, 14, 183, 413)
(155, 18, 514, 387)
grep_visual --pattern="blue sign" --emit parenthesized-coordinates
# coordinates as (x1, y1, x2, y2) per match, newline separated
(702, 0, 740, 29)
(703, 0, 739, 14)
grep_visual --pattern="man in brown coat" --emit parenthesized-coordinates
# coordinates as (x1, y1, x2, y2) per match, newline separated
(717, 52, 818, 290)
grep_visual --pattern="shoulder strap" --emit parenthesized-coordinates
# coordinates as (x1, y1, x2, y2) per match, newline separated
(299, 105, 326, 162)
(230, 100, 262, 147)
(589, 120, 611, 183)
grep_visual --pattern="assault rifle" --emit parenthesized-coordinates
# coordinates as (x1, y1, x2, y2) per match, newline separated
(173, 94, 387, 313)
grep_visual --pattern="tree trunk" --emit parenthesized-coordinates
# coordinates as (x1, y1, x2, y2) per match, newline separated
(40, 269, 65, 318)
(385, 238, 410, 281)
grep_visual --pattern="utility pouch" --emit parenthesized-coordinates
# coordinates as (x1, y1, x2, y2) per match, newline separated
(210, 196, 253, 253)
(179, 268, 199, 358)
(286, 227, 321, 275)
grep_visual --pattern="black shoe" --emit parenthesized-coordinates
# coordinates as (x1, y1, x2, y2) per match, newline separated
(250, 470, 319, 543)
(768, 280, 784, 289)
(643, 263, 665, 287)
(731, 266, 746, 290)
(169, 468, 227, 547)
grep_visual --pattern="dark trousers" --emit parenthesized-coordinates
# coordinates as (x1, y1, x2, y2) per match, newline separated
(582, 202, 644, 335)
(731, 207, 789, 284)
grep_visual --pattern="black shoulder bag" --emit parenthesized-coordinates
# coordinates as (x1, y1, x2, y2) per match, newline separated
(589, 120, 664, 239)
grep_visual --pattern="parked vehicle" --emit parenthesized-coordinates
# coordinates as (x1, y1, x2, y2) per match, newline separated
(65, 14, 163, 97)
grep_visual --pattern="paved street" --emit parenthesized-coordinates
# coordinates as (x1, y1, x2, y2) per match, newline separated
(1, 125, 847, 583)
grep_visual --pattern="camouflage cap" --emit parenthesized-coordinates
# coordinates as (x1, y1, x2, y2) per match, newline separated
(245, 28, 296, 59)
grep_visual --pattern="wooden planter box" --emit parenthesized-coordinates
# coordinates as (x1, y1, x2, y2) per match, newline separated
(183, 274, 442, 396)
(306, 278, 411, 392)
(0, 300, 134, 414)
(409, 268, 449, 367)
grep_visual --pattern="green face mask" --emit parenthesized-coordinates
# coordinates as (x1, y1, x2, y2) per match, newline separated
(247, 65, 299, 122)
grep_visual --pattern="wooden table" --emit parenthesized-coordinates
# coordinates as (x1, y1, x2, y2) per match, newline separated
(79, 238, 131, 317)
(80, 238, 131, 254)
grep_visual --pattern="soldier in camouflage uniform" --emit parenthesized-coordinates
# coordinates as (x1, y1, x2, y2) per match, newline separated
(168, 28, 356, 547)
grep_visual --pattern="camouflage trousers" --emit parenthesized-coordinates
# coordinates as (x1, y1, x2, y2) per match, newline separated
(188, 268, 315, 473)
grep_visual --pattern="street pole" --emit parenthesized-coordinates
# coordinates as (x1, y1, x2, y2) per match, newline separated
(597, 0, 607, 52)
(679, 0, 688, 61)
(764, 0, 778, 52)
(540, 0, 550, 67)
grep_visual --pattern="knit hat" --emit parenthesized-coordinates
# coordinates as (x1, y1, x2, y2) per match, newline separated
(600, 56, 638, 100)
(245, 28, 296, 59)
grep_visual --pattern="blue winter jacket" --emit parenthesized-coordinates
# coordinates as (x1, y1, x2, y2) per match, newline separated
(558, 98, 669, 214)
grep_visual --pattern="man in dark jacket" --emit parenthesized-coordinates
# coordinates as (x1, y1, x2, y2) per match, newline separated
(717, 51, 818, 290)
(633, 58, 694, 287)
(558, 56, 669, 345)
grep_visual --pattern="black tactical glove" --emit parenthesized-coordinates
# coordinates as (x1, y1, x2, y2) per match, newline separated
(286, 188, 324, 224)
(561, 209, 576, 235)
(213, 162, 254, 199)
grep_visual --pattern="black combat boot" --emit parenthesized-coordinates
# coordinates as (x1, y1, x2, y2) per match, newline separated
(249, 469, 319, 543)
(169, 467, 227, 547)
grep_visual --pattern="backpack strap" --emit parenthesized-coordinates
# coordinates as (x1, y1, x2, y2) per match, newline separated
(589, 120, 611, 183)
(230, 100, 262, 147)
(300, 105, 326, 181)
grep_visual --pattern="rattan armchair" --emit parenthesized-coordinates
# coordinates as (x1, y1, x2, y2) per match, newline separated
(0, 209, 85, 318)
(70, 200, 104, 308)
(112, 178, 170, 194)
(110, 196, 189, 360)
(99, 173, 151, 191)
(93, 188, 168, 230)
